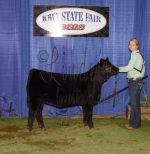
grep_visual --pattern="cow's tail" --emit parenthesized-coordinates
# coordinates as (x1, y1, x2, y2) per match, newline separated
(26, 68, 37, 107)
(27, 96, 30, 107)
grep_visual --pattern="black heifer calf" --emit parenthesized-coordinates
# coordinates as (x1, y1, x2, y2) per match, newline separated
(26, 58, 119, 132)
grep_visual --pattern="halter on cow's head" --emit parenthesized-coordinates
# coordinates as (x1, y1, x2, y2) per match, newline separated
(97, 57, 119, 80)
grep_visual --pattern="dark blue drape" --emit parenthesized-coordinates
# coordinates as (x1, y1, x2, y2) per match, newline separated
(0, 0, 21, 117)
(0, 0, 150, 118)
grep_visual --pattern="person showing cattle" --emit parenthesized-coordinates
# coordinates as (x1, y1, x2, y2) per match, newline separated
(26, 58, 119, 132)
(119, 38, 145, 129)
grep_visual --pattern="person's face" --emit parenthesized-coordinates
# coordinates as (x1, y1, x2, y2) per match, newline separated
(128, 41, 139, 52)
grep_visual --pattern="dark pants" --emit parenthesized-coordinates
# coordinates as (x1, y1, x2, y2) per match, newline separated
(128, 79, 143, 129)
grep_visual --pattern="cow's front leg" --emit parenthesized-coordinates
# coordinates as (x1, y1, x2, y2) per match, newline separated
(36, 103, 46, 131)
(82, 104, 88, 126)
(85, 103, 95, 129)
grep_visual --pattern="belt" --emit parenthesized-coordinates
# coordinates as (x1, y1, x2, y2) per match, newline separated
(128, 77, 142, 82)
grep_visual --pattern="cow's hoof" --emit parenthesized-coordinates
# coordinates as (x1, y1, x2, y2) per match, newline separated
(41, 128, 46, 131)
(28, 127, 34, 133)
(84, 123, 88, 127)
(89, 126, 95, 129)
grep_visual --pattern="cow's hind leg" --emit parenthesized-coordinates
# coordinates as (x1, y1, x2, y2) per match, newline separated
(36, 103, 46, 131)
(27, 100, 41, 132)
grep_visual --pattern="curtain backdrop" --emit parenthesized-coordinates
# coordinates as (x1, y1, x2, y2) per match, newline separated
(0, 0, 150, 118)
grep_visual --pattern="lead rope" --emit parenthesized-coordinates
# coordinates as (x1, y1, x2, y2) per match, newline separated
(113, 74, 117, 107)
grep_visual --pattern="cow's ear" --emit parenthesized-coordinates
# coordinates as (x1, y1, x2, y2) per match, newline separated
(99, 59, 103, 63)
(106, 57, 109, 61)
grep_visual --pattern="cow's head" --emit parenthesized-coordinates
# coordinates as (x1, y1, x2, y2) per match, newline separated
(97, 57, 119, 79)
